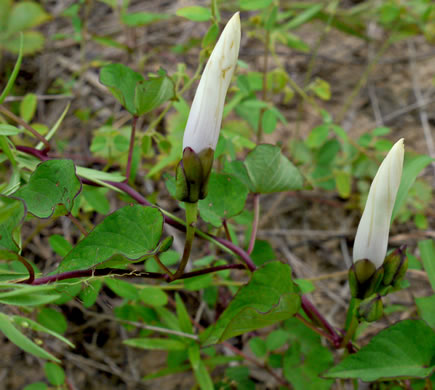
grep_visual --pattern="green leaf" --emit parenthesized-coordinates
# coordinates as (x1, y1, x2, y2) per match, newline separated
(0, 312, 60, 362)
(419, 239, 435, 291)
(0, 284, 60, 306)
(20, 93, 37, 122)
(48, 234, 72, 257)
(140, 286, 168, 307)
(37, 308, 67, 335)
(0, 32, 23, 104)
(105, 278, 139, 300)
(0, 197, 24, 253)
(175, 293, 192, 334)
(284, 342, 333, 390)
(262, 109, 277, 134)
(121, 12, 169, 26)
(324, 319, 435, 381)
(58, 205, 163, 272)
(44, 363, 65, 386)
(11, 315, 74, 348)
(201, 262, 301, 344)
(202, 23, 219, 48)
(283, 4, 323, 30)
(79, 279, 102, 308)
(392, 154, 434, 221)
(306, 124, 329, 148)
(240, 0, 273, 11)
(134, 74, 175, 115)
(12, 159, 81, 218)
(124, 337, 187, 351)
(308, 77, 330, 100)
(198, 172, 249, 227)
(251, 239, 276, 266)
(283, 316, 333, 389)
(23, 382, 47, 390)
(249, 337, 267, 357)
(0, 124, 23, 135)
(99, 63, 144, 115)
(243, 144, 303, 193)
(193, 359, 214, 390)
(0, 0, 11, 28)
(7, 2, 50, 34)
(266, 329, 289, 351)
(416, 294, 435, 330)
(334, 170, 351, 198)
(3, 31, 45, 55)
(176, 6, 211, 22)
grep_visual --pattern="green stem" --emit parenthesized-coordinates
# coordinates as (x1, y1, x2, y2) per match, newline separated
(247, 193, 260, 255)
(174, 202, 198, 278)
(340, 299, 360, 349)
(125, 115, 138, 181)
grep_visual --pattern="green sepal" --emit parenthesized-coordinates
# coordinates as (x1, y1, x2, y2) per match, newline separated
(348, 267, 359, 299)
(349, 259, 384, 299)
(198, 148, 214, 199)
(354, 259, 376, 284)
(344, 298, 360, 330)
(349, 259, 374, 299)
(358, 294, 383, 323)
(382, 246, 408, 286)
(364, 267, 384, 298)
(175, 147, 214, 203)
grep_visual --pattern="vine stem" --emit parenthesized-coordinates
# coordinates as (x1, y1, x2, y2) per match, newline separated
(31, 269, 167, 285)
(247, 193, 260, 255)
(294, 313, 334, 344)
(0, 104, 51, 151)
(125, 115, 138, 181)
(16, 253, 35, 284)
(177, 264, 246, 279)
(174, 202, 198, 278)
(301, 295, 341, 347)
(67, 212, 88, 236)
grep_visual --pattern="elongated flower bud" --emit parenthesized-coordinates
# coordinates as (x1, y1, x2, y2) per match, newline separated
(176, 12, 241, 203)
(353, 139, 405, 268)
(182, 12, 241, 154)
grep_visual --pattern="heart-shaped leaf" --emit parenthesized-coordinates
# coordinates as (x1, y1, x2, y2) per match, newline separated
(12, 159, 81, 218)
(201, 261, 300, 345)
(324, 319, 435, 381)
(57, 205, 164, 272)
(243, 144, 303, 193)
(99, 63, 144, 115)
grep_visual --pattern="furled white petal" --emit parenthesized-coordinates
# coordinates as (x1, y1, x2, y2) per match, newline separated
(353, 139, 405, 268)
(182, 12, 241, 153)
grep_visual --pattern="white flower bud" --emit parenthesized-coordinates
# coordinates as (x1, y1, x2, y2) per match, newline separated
(353, 139, 405, 268)
(182, 12, 241, 154)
